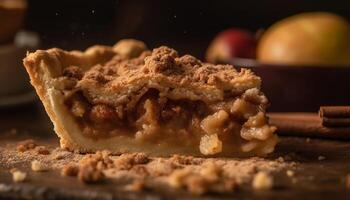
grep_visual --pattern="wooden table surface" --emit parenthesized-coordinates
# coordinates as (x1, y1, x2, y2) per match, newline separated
(1, 103, 350, 200)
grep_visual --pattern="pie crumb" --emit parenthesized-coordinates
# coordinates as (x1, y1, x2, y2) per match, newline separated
(252, 171, 273, 190)
(61, 164, 79, 177)
(114, 153, 149, 170)
(167, 162, 237, 195)
(17, 139, 37, 152)
(31, 160, 48, 172)
(286, 170, 295, 177)
(124, 180, 146, 191)
(35, 146, 50, 155)
(12, 170, 27, 182)
(78, 165, 104, 183)
(77, 153, 107, 183)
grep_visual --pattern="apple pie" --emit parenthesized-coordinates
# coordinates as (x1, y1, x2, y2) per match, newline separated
(23, 39, 277, 157)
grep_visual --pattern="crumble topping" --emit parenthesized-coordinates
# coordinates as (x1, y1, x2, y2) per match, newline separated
(78, 46, 261, 106)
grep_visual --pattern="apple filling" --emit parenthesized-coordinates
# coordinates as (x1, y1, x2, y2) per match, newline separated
(63, 85, 277, 156)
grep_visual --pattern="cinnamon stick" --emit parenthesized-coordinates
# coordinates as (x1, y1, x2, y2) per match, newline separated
(322, 117, 350, 127)
(319, 106, 350, 127)
(268, 113, 350, 140)
(319, 106, 350, 118)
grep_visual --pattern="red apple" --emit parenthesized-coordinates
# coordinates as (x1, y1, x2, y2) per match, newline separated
(206, 28, 257, 63)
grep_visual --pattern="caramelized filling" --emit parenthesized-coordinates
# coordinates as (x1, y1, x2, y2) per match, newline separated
(66, 89, 212, 140)
(60, 62, 276, 156)
(63, 86, 276, 156)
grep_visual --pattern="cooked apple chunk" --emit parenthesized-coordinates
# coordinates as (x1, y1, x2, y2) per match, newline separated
(23, 39, 277, 157)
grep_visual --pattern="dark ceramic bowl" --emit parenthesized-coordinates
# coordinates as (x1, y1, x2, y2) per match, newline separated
(229, 58, 350, 112)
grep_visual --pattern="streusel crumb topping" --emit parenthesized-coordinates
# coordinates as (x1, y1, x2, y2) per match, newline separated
(78, 46, 261, 106)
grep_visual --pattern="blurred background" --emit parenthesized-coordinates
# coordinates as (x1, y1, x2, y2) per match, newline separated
(2, 0, 350, 112)
(23, 0, 350, 58)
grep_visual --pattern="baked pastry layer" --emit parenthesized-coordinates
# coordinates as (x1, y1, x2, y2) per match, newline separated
(23, 39, 277, 157)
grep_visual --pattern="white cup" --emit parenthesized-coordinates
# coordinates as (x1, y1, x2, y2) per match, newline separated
(0, 31, 39, 96)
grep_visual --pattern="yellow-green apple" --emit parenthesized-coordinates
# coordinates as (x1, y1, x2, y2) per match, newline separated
(257, 12, 350, 66)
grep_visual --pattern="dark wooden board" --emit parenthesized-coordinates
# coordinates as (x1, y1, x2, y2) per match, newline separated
(1, 104, 350, 199)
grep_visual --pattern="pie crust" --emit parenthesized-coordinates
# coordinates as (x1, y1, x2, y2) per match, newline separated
(23, 39, 277, 157)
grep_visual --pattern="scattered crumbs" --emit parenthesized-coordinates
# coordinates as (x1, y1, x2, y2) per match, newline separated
(53, 151, 70, 160)
(17, 139, 37, 152)
(252, 171, 273, 190)
(167, 162, 237, 194)
(61, 164, 79, 177)
(76, 152, 112, 183)
(31, 160, 48, 172)
(113, 153, 149, 170)
(124, 180, 146, 191)
(35, 146, 50, 155)
(0, 140, 294, 194)
(286, 170, 295, 177)
(78, 164, 104, 183)
(12, 170, 27, 182)
(318, 156, 326, 161)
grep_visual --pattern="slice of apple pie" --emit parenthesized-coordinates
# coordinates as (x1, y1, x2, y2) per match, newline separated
(23, 39, 277, 157)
